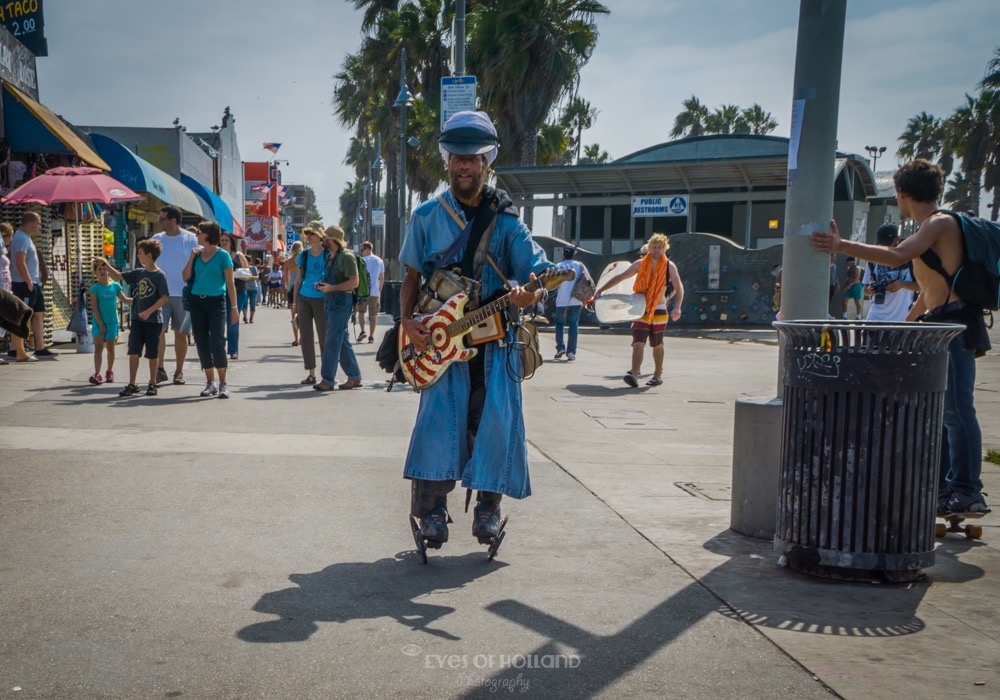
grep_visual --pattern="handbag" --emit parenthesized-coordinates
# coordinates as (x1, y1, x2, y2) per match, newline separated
(66, 289, 89, 336)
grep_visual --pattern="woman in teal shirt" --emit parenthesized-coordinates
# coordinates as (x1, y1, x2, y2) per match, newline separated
(182, 221, 238, 398)
(294, 227, 329, 385)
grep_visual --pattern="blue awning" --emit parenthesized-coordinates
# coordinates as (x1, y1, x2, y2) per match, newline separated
(181, 174, 234, 233)
(88, 133, 211, 218)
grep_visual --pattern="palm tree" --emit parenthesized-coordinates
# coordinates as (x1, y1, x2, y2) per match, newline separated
(741, 104, 778, 135)
(978, 89, 1000, 220)
(350, 0, 401, 34)
(468, 0, 609, 168)
(579, 143, 610, 164)
(670, 95, 710, 138)
(944, 172, 978, 213)
(705, 104, 747, 135)
(560, 96, 598, 162)
(339, 179, 367, 239)
(897, 111, 946, 162)
(536, 122, 571, 166)
(979, 46, 1000, 91)
(944, 94, 990, 212)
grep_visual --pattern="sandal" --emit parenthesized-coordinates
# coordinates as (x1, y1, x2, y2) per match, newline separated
(623, 371, 638, 388)
(300, 374, 316, 385)
(645, 377, 663, 386)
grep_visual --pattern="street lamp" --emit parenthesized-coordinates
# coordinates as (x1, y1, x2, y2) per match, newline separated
(394, 48, 414, 269)
(372, 133, 384, 256)
(865, 145, 886, 171)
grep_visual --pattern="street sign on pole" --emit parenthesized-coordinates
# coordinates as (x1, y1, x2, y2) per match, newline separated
(372, 207, 385, 227)
(441, 75, 477, 129)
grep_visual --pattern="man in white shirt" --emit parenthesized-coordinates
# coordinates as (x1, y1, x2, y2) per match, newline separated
(553, 246, 589, 361)
(355, 241, 385, 343)
(863, 223, 918, 323)
(8, 211, 50, 361)
(151, 205, 199, 384)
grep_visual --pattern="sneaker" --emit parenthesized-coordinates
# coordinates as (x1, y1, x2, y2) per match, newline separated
(554, 350, 566, 359)
(936, 486, 953, 517)
(145, 384, 158, 396)
(89, 373, 104, 385)
(105, 370, 115, 383)
(34, 347, 56, 357)
(218, 382, 229, 399)
(567, 353, 576, 361)
(368, 336, 375, 343)
(472, 501, 503, 542)
(419, 505, 450, 546)
(357, 331, 367, 342)
(173, 370, 185, 385)
(942, 490, 991, 516)
(156, 367, 169, 384)
(200, 381, 219, 397)
(119, 383, 140, 397)
(623, 371, 638, 388)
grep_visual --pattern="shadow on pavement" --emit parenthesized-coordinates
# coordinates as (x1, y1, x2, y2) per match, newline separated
(237, 552, 507, 644)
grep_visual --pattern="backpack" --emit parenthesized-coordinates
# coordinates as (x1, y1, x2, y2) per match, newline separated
(570, 262, 595, 302)
(932, 209, 1000, 310)
(355, 252, 371, 299)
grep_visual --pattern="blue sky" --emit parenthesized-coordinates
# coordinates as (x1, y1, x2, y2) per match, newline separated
(35, 0, 1000, 229)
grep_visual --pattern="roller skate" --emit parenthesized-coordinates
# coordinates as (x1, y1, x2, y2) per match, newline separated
(472, 500, 509, 561)
(409, 505, 451, 565)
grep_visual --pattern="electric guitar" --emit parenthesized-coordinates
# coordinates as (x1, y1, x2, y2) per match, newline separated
(398, 267, 575, 390)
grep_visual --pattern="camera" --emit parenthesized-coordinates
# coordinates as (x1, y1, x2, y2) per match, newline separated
(872, 282, 887, 305)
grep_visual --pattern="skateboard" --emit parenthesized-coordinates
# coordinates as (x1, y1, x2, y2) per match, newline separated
(593, 261, 645, 325)
(935, 512, 986, 540)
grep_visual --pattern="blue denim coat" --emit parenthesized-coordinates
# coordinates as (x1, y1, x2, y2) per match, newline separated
(399, 189, 552, 498)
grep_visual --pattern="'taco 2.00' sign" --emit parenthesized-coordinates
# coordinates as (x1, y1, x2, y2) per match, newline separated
(0, 0, 47, 57)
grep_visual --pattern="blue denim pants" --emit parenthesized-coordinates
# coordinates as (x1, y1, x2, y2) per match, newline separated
(227, 290, 248, 355)
(320, 292, 361, 384)
(555, 305, 582, 354)
(939, 335, 982, 494)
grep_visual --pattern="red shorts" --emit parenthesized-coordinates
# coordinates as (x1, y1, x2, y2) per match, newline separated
(631, 309, 668, 347)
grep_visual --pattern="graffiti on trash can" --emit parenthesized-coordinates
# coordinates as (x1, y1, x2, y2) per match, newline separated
(796, 352, 841, 379)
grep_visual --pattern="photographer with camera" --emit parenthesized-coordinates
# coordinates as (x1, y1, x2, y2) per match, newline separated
(862, 223, 918, 322)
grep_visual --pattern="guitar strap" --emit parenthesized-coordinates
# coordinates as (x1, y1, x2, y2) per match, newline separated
(436, 193, 500, 285)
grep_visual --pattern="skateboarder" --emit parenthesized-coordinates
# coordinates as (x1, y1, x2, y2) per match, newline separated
(592, 233, 685, 387)
(812, 159, 990, 517)
(399, 110, 553, 560)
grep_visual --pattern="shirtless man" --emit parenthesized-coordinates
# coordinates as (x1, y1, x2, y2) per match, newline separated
(811, 158, 990, 516)
(593, 233, 685, 387)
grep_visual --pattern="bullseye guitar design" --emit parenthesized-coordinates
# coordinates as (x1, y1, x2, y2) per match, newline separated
(398, 267, 574, 390)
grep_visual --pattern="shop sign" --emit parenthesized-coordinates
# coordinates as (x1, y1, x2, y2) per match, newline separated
(0, 21, 37, 96)
(0, 0, 47, 57)
(244, 215, 274, 251)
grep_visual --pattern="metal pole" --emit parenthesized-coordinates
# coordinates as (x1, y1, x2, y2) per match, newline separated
(397, 49, 411, 265)
(455, 0, 466, 76)
(778, 0, 847, 323)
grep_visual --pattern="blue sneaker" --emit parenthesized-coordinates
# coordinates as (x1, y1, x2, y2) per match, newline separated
(936, 487, 953, 517)
(942, 490, 991, 516)
(473, 501, 503, 543)
(418, 505, 450, 546)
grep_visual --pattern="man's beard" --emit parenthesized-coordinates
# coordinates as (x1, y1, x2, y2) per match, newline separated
(450, 168, 488, 200)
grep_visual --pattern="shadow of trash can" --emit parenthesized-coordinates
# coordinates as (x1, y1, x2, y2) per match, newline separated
(381, 280, 402, 320)
(773, 320, 964, 583)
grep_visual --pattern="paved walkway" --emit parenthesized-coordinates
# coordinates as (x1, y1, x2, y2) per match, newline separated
(0, 304, 996, 699)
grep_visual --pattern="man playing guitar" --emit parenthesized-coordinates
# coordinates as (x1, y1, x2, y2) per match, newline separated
(398, 111, 554, 559)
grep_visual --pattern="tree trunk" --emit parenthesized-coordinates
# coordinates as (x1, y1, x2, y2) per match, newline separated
(992, 187, 1000, 221)
(509, 132, 538, 229)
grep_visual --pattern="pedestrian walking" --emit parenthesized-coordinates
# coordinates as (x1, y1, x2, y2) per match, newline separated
(841, 256, 863, 319)
(283, 242, 303, 347)
(294, 227, 329, 385)
(182, 222, 239, 399)
(862, 223, 918, 323)
(245, 257, 260, 323)
(313, 225, 362, 392)
(553, 246, 590, 361)
(8, 211, 53, 361)
(355, 241, 384, 343)
(592, 233, 685, 387)
(220, 231, 248, 360)
(88, 258, 129, 384)
(151, 205, 199, 386)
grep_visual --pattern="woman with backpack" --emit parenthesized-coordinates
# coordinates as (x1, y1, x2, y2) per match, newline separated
(293, 227, 329, 385)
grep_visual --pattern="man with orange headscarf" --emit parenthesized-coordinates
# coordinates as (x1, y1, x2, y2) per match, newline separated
(593, 233, 684, 387)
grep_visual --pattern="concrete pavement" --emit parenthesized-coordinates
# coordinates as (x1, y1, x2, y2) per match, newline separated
(0, 303, 996, 699)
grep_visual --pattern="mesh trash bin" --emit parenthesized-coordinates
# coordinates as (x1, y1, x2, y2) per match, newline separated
(773, 320, 964, 582)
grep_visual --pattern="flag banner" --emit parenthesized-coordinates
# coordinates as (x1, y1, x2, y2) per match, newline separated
(263, 142, 281, 154)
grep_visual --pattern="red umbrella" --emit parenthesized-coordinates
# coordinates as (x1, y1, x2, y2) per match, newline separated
(2, 167, 144, 285)
(2, 166, 142, 206)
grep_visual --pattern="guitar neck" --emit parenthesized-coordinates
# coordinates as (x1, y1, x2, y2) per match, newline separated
(449, 279, 543, 334)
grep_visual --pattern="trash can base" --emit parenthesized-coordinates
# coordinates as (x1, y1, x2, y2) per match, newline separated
(778, 541, 933, 583)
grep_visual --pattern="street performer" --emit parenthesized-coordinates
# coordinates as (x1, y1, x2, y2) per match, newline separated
(399, 111, 553, 556)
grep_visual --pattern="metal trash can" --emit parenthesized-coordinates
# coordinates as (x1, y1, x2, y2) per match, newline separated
(773, 320, 964, 582)
(381, 280, 402, 320)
